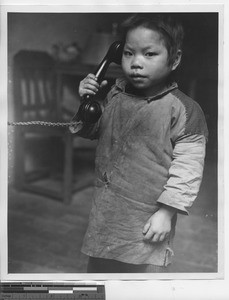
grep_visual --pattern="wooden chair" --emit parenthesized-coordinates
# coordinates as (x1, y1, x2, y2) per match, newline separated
(12, 50, 92, 204)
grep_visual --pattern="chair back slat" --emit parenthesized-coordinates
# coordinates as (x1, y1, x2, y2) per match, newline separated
(13, 50, 58, 122)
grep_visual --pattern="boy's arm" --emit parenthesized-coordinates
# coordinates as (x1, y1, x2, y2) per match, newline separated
(143, 133, 206, 242)
(143, 96, 208, 242)
(156, 133, 207, 215)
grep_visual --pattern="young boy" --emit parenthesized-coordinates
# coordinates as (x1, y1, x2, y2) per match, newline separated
(70, 14, 208, 273)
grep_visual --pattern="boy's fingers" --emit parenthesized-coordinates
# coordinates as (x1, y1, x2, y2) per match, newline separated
(158, 234, 166, 242)
(100, 80, 108, 88)
(84, 79, 99, 88)
(143, 228, 168, 243)
(87, 73, 97, 80)
(83, 89, 97, 96)
(142, 222, 150, 235)
(143, 227, 155, 241)
(84, 83, 99, 93)
(151, 233, 160, 243)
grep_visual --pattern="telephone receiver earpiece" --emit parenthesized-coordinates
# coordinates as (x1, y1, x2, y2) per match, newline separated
(93, 40, 124, 83)
(75, 41, 124, 124)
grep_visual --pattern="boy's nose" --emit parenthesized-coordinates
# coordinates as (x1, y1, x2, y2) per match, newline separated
(131, 56, 143, 69)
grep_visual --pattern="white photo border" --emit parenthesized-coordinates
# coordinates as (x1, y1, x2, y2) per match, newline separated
(0, 1, 228, 299)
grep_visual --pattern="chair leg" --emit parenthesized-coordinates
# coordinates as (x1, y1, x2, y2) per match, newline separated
(14, 128, 25, 190)
(63, 132, 73, 204)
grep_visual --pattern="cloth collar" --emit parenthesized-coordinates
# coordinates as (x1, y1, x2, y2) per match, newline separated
(115, 77, 178, 103)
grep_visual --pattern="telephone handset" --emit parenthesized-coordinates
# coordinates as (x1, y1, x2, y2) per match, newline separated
(75, 41, 124, 124)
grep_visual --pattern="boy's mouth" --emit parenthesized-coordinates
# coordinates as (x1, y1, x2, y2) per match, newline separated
(130, 73, 146, 78)
(130, 73, 146, 81)
(130, 74, 147, 83)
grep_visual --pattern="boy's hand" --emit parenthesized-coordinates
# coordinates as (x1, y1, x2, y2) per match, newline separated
(142, 206, 176, 243)
(79, 73, 108, 98)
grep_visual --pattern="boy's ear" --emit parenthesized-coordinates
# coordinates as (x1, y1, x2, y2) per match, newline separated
(171, 50, 182, 71)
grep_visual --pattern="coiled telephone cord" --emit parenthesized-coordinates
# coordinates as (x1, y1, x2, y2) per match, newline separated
(7, 121, 78, 127)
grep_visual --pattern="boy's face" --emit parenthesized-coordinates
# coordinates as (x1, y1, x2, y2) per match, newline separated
(122, 26, 179, 97)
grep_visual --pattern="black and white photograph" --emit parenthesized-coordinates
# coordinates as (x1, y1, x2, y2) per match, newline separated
(0, 1, 228, 299)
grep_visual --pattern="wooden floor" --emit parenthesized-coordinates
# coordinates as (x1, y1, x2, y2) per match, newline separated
(8, 154, 218, 274)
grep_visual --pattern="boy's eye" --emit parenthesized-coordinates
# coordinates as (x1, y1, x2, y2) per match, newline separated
(123, 50, 133, 56)
(145, 52, 157, 57)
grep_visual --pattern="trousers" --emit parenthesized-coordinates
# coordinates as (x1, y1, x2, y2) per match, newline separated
(87, 256, 170, 273)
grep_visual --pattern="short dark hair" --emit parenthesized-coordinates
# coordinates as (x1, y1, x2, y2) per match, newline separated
(120, 13, 184, 66)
